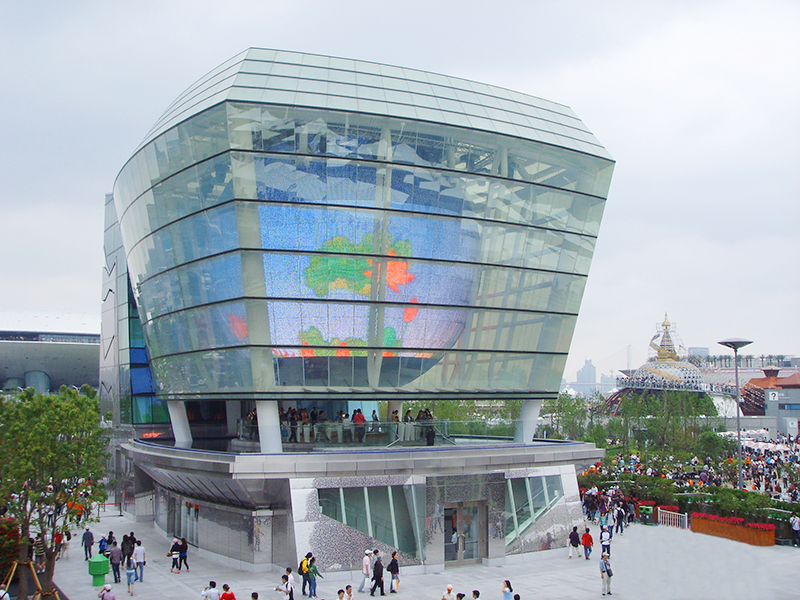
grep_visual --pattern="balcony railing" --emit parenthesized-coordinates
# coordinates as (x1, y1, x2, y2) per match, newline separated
(235, 418, 518, 451)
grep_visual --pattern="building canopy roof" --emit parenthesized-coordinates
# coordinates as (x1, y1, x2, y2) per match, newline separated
(139, 48, 613, 161)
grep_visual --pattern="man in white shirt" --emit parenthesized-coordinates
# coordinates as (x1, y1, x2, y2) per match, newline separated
(441, 584, 456, 600)
(358, 550, 371, 592)
(201, 581, 221, 600)
(132, 541, 146, 582)
(790, 512, 800, 546)
(600, 527, 611, 556)
(285, 567, 296, 592)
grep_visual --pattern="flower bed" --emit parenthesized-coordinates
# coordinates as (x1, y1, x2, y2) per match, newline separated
(690, 512, 775, 546)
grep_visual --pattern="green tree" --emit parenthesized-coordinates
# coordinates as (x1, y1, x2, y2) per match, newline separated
(541, 393, 587, 440)
(0, 386, 107, 599)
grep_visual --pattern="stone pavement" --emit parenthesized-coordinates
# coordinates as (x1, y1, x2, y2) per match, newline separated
(54, 512, 797, 600)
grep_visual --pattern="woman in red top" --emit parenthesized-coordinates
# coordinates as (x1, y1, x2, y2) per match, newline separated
(220, 583, 237, 600)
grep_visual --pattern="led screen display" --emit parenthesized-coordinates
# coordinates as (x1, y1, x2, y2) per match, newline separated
(256, 156, 480, 364)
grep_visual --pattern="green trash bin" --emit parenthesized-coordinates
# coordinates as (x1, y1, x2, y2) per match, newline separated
(640, 505, 654, 525)
(88, 554, 110, 586)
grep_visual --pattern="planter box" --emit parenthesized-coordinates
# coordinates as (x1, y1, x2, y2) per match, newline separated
(691, 518, 775, 546)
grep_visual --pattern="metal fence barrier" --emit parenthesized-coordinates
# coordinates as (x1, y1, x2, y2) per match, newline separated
(658, 509, 689, 529)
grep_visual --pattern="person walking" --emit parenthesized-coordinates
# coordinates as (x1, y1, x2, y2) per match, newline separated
(299, 552, 312, 596)
(179, 537, 190, 572)
(125, 554, 137, 596)
(275, 574, 294, 600)
(132, 540, 146, 582)
(441, 584, 456, 600)
(220, 583, 237, 600)
(358, 549, 371, 593)
(600, 526, 611, 556)
(386, 550, 399, 593)
(109, 542, 122, 583)
(82, 527, 94, 560)
(97, 583, 117, 600)
(581, 527, 594, 560)
(307, 556, 323, 598)
(370, 554, 385, 596)
(599, 552, 612, 596)
(568, 526, 581, 558)
(168, 538, 182, 573)
(615, 505, 626, 535)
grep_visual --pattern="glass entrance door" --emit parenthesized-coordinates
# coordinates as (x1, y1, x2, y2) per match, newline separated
(444, 501, 486, 565)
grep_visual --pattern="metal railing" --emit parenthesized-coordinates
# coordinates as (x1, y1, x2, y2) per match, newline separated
(658, 509, 689, 529)
(237, 418, 518, 450)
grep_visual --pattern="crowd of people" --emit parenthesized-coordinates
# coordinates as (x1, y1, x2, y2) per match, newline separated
(85, 529, 147, 597)
(593, 431, 800, 501)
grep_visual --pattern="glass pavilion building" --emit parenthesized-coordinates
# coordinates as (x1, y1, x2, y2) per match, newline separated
(101, 49, 613, 573)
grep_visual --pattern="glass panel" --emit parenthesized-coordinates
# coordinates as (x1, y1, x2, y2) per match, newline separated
(342, 487, 368, 532)
(461, 505, 480, 560)
(444, 507, 458, 561)
(150, 347, 253, 396)
(512, 479, 531, 526)
(137, 253, 243, 320)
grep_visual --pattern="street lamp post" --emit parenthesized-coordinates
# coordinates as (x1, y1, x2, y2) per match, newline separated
(718, 337, 753, 491)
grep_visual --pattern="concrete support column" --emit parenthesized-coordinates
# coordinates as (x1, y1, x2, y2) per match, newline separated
(514, 399, 543, 444)
(25, 371, 50, 394)
(256, 400, 282, 453)
(387, 400, 403, 440)
(226, 401, 240, 437)
(168, 401, 193, 448)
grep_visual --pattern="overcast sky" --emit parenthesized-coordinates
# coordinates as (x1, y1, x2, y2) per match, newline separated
(1, 0, 798, 381)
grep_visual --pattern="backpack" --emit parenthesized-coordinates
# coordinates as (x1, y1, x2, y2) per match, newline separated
(299, 557, 309, 574)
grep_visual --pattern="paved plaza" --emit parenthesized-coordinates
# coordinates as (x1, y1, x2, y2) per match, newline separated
(54, 511, 796, 600)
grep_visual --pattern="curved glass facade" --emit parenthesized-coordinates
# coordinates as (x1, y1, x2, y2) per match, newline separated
(113, 49, 614, 401)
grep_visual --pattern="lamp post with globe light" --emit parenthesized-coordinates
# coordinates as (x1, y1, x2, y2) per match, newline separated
(718, 338, 753, 490)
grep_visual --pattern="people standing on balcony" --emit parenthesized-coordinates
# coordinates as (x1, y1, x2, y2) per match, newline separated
(342, 413, 353, 442)
(353, 409, 367, 442)
(371, 410, 380, 432)
(289, 409, 298, 443)
(403, 410, 414, 441)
